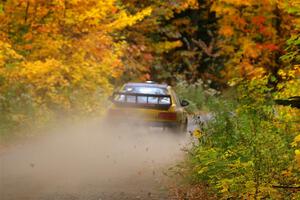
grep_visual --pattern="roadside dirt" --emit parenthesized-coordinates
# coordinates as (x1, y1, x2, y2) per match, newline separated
(0, 120, 190, 200)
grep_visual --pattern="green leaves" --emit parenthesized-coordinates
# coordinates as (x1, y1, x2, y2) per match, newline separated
(185, 79, 297, 199)
(0, 3, 3, 14)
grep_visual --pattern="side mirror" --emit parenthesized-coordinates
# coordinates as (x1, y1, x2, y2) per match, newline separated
(180, 99, 189, 107)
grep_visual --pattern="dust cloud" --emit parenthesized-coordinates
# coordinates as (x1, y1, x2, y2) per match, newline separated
(0, 119, 190, 200)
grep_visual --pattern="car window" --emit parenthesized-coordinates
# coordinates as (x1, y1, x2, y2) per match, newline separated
(115, 86, 170, 104)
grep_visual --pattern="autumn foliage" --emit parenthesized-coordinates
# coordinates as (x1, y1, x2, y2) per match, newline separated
(0, 0, 152, 134)
(0, 0, 299, 198)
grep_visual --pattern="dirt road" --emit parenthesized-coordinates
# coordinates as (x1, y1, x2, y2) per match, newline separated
(0, 121, 190, 200)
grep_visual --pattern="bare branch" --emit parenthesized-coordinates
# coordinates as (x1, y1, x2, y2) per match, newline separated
(24, 0, 30, 23)
(182, 37, 191, 50)
(192, 38, 220, 58)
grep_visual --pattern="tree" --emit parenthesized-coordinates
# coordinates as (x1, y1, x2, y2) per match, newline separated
(0, 0, 151, 132)
(120, 0, 224, 88)
(212, 0, 294, 86)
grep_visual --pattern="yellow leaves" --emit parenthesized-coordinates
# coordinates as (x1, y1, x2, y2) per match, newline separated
(197, 166, 208, 174)
(219, 0, 255, 6)
(0, 41, 23, 66)
(185, 0, 199, 9)
(292, 135, 300, 147)
(277, 69, 287, 79)
(292, 134, 300, 167)
(153, 40, 183, 53)
(295, 149, 300, 167)
(250, 67, 267, 78)
(278, 66, 300, 81)
(10, 114, 26, 123)
(193, 129, 202, 138)
(68, 0, 81, 4)
(212, 2, 239, 16)
(0, 0, 142, 114)
(173, 0, 199, 13)
(15, 60, 70, 105)
(107, 7, 152, 30)
(218, 179, 233, 197)
(68, 0, 116, 25)
(217, 0, 272, 8)
(19, 59, 62, 79)
(223, 149, 235, 159)
(281, 168, 293, 177)
(276, 66, 300, 102)
(241, 38, 260, 59)
(3, 56, 113, 112)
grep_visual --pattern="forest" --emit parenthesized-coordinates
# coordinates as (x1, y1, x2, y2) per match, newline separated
(0, 0, 299, 199)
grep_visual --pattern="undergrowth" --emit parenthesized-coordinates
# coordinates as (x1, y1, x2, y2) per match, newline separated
(175, 78, 300, 199)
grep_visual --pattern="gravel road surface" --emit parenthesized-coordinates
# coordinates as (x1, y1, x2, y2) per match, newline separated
(0, 121, 191, 200)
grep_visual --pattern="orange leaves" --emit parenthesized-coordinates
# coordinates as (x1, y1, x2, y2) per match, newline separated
(23, 32, 33, 41)
(213, 0, 294, 83)
(173, 0, 198, 13)
(264, 43, 279, 51)
(36, 26, 51, 34)
(251, 16, 266, 26)
(143, 53, 154, 62)
(23, 44, 33, 50)
(256, 43, 279, 52)
(241, 39, 260, 59)
(219, 25, 234, 37)
(172, 18, 191, 26)
(233, 16, 247, 31)
(212, 3, 238, 16)
(250, 15, 276, 37)
(143, 73, 151, 81)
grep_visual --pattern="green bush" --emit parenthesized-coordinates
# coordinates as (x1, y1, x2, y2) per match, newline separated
(175, 80, 220, 113)
(183, 79, 299, 199)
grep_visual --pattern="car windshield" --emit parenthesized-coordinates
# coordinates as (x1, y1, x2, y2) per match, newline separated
(115, 86, 170, 105)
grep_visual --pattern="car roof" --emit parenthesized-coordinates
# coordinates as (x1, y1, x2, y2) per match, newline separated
(124, 82, 169, 89)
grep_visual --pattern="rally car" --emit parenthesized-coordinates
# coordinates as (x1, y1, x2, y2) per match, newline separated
(107, 82, 189, 133)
